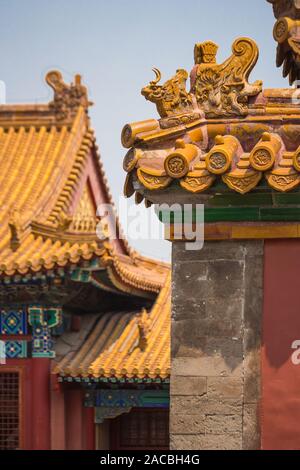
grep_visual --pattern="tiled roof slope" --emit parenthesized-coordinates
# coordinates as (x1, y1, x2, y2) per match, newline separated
(54, 273, 170, 379)
(123, 86, 300, 196)
(0, 71, 169, 295)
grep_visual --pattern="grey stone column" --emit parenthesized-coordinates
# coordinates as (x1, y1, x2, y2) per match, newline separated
(170, 240, 263, 450)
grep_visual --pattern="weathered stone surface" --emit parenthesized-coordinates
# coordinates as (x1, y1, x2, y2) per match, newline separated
(205, 414, 242, 434)
(244, 254, 263, 334)
(207, 377, 243, 400)
(174, 277, 243, 302)
(172, 324, 244, 359)
(172, 240, 247, 262)
(243, 349, 261, 403)
(170, 396, 243, 415)
(170, 434, 202, 451)
(205, 298, 244, 337)
(172, 355, 243, 377)
(170, 396, 208, 415)
(172, 298, 206, 321)
(207, 260, 244, 283)
(205, 337, 243, 357)
(170, 376, 207, 396)
(198, 399, 243, 415)
(170, 414, 205, 434)
(198, 434, 243, 450)
(242, 403, 261, 450)
(243, 240, 264, 257)
(172, 299, 244, 338)
(172, 261, 244, 305)
(170, 433, 242, 450)
(172, 319, 208, 356)
(170, 239, 264, 450)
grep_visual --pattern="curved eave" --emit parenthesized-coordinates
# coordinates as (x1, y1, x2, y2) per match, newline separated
(53, 273, 171, 380)
(123, 123, 300, 196)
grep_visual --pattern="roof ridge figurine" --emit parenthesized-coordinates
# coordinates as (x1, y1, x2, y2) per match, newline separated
(46, 70, 93, 121)
(268, 0, 300, 84)
(141, 37, 262, 121)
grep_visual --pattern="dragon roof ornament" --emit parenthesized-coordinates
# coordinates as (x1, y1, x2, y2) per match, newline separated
(141, 37, 262, 121)
(121, 11, 300, 202)
(268, 0, 300, 18)
(267, 0, 300, 84)
(46, 70, 93, 121)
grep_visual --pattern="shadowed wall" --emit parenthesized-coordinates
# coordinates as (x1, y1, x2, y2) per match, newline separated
(170, 240, 263, 450)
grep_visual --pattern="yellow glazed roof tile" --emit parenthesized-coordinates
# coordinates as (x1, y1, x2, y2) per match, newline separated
(0, 105, 98, 276)
(121, 36, 300, 197)
(0, 71, 170, 296)
(54, 272, 171, 379)
(124, 131, 300, 195)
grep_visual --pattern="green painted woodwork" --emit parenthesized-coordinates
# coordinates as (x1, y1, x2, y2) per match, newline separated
(157, 189, 300, 223)
(84, 389, 169, 408)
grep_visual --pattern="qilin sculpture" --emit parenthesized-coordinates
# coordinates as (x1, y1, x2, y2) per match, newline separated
(141, 37, 263, 119)
(141, 68, 193, 118)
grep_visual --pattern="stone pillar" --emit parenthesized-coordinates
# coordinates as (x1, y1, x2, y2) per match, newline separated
(170, 240, 263, 450)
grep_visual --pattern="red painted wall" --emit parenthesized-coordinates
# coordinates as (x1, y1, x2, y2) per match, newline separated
(0, 360, 32, 449)
(31, 359, 51, 449)
(2, 359, 95, 450)
(262, 239, 300, 450)
(65, 389, 85, 450)
(50, 380, 95, 450)
(83, 406, 95, 450)
(1, 358, 50, 449)
(50, 376, 66, 449)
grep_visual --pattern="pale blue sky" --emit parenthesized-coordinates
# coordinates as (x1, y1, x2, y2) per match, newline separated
(0, 0, 288, 261)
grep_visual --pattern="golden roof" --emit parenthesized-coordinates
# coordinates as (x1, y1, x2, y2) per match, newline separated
(123, 117, 300, 195)
(122, 35, 300, 197)
(268, 0, 300, 84)
(54, 272, 170, 379)
(0, 105, 102, 275)
(0, 71, 169, 296)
